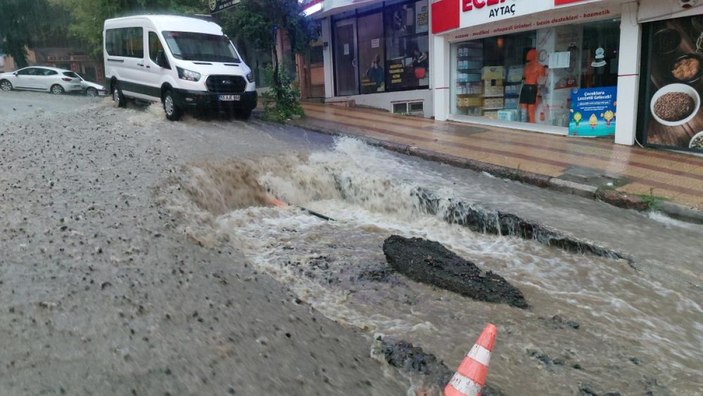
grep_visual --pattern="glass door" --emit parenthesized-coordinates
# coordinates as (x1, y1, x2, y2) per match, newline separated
(334, 19, 359, 96)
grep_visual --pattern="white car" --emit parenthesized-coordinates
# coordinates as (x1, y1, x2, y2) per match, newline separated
(66, 72, 107, 97)
(0, 66, 83, 95)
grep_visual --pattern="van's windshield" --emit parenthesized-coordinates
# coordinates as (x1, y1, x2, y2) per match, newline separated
(162, 31, 241, 63)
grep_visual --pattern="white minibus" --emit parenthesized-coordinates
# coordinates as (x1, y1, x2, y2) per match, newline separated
(104, 15, 257, 120)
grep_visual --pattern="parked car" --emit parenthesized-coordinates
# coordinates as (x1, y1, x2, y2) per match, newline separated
(0, 66, 83, 94)
(65, 71, 106, 97)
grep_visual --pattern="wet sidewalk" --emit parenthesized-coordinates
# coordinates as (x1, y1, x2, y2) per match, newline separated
(292, 102, 703, 221)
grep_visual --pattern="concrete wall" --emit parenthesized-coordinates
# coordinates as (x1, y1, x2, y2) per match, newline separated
(614, 1, 641, 146)
(321, 17, 335, 99)
(341, 89, 434, 117)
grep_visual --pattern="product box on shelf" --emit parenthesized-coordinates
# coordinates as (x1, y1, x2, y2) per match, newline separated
(507, 66, 524, 83)
(483, 110, 499, 119)
(465, 96, 482, 106)
(457, 97, 477, 107)
(459, 73, 481, 83)
(483, 97, 504, 109)
(481, 66, 505, 80)
(504, 84, 521, 96)
(497, 109, 520, 121)
(483, 79, 503, 97)
(504, 98, 520, 109)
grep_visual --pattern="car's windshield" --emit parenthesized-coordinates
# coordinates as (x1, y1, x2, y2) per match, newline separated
(162, 31, 240, 63)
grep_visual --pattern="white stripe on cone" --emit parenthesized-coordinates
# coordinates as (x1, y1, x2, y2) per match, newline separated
(448, 372, 483, 396)
(467, 344, 492, 367)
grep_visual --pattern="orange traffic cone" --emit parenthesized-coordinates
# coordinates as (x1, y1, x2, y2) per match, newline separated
(444, 323, 497, 396)
(265, 194, 288, 208)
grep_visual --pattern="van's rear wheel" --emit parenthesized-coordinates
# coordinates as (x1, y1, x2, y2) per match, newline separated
(163, 90, 182, 121)
(113, 81, 126, 108)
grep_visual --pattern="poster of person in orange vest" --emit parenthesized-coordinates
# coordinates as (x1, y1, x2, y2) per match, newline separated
(520, 48, 547, 123)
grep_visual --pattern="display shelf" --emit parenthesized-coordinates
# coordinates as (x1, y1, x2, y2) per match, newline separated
(454, 42, 484, 116)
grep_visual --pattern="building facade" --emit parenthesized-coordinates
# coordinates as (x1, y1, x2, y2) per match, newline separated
(314, 0, 703, 152)
(315, 0, 434, 116)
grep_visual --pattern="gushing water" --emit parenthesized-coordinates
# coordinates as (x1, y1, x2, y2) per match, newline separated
(161, 137, 703, 395)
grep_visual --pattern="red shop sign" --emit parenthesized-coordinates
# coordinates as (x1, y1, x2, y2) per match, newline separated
(554, 0, 587, 5)
(431, 0, 460, 34)
(462, 0, 507, 12)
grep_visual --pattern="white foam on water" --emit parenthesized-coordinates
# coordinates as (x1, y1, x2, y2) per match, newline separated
(647, 210, 703, 233)
(163, 137, 703, 395)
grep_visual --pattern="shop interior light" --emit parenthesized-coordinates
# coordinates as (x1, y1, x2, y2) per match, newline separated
(496, 37, 504, 49)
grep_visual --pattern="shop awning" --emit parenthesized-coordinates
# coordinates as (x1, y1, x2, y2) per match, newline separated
(314, 0, 381, 18)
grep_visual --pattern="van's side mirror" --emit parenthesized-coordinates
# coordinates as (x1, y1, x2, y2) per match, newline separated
(156, 51, 170, 69)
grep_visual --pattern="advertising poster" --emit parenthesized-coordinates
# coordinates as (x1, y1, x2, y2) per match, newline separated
(641, 15, 703, 151)
(568, 87, 617, 136)
(387, 58, 405, 90)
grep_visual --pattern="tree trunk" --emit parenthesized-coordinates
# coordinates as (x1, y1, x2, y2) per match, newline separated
(272, 26, 282, 100)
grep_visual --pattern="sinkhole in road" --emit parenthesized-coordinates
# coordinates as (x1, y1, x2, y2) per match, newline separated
(158, 138, 702, 395)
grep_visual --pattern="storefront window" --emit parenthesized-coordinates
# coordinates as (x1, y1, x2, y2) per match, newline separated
(359, 12, 385, 94)
(384, 0, 430, 90)
(451, 20, 620, 135)
(332, 0, 429, 96)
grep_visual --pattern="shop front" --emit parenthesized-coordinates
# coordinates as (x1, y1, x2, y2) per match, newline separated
(637, 0, 703, 153)
(315, 0, 433, 116)
(431, 0, 638, 142)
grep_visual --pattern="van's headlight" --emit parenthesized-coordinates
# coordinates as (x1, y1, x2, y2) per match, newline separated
(246, 72, 254, 83)
(177, 67, 201, 82)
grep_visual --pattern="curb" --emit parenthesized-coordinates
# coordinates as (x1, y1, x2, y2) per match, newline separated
(287, 118, 703, 225)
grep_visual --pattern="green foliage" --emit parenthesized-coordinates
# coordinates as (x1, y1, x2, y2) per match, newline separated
(261, 65, 304, 123)
(640, 188, 666, 211)
(60, 0, 208, 56)
(0, 0, 48, 67)
(219, 0, 316, 55)
(219, 0, 315, 122)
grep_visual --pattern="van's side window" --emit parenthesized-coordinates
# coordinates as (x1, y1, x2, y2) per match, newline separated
(106, 28, 144, 58)
(149, 32, 170, 69)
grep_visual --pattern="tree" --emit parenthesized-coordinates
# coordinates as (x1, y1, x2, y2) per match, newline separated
(62, 0, 208, 56)
(219, 0, 316, 121)
(0, 0, 48, 67)
(219, 0, 317, 87)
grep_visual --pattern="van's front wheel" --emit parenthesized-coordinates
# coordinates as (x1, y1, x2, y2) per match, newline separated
(163, 90, 182, 121)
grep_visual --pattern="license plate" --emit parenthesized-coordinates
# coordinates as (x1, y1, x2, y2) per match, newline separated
(218, 94, 240, 102)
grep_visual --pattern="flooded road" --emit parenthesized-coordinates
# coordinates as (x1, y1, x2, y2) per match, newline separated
(1, 92, 701, 395)
(163, 137, 703, 395)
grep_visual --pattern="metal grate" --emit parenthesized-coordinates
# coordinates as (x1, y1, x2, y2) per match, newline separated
(206, 75, 247, 93)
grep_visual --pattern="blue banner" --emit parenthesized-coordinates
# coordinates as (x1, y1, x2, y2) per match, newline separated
(568, 86, 617, 137)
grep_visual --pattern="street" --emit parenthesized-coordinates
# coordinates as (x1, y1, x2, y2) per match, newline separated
(1, 91, 702, 395)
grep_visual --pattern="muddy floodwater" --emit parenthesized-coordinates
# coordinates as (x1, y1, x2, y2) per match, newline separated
(162, 138, 703, 395)
(1, 93, 701, 395)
